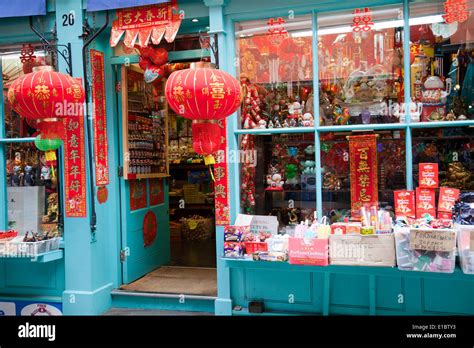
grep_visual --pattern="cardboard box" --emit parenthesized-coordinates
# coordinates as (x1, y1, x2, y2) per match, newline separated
(394, 190, 416, 218)
(416, 187, 436, 219)
(419, 163, 438, 188)
(438, 187, 460, 213)
(329, 234, 396, 267)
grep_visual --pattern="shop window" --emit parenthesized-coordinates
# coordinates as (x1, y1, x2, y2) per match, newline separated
(321, 131, 406, 221)
(317, 5, 405, 126)
(1, 45, 61, 237)
(412, 127, 473, 190)
(408, 0, 474, 121)
(240, 133, 316, 233)
(235, 15, 315, 130)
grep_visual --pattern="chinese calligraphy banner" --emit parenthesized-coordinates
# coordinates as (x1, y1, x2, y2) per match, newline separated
(348, 134, 378, 218)
(90, 50, 109, 187)
(214, 119, 230, 225)
(64, 111, 87, 218)
(110, 1, 181, 48)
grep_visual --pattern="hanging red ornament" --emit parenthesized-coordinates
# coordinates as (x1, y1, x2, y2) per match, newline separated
(139, 56, 152, 70)
(165, 63, 241, 164)
(144, 65, 165, 85)
(7, 66, 85, 141)
(138, 46, 154, 58)
(149, 47, 168, 67)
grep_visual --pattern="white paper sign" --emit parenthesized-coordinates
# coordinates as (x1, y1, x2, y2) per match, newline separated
(235, 214, 279, 237)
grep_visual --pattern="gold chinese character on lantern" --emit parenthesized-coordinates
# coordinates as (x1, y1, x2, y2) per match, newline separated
(172, 86, 185, 102)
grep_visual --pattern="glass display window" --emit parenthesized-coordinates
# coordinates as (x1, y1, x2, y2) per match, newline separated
(235, 15, 315, 130)
(239, 133, 316, 232)
(321, 130, 406, 222)
(317, 5, 405, 126)
(409, 0, 474, 122)
(412, 127, 473, 190)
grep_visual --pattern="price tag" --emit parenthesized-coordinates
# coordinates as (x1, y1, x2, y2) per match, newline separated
(410, 229, 456, 252)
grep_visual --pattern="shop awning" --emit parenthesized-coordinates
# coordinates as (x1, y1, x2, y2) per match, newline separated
(0, 0, 46, 18)
(87, 0, 171, 12)
(109, 1, 181, 48)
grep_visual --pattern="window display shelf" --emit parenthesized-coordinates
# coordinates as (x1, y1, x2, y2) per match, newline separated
(234, 127, 316, 135)
(223, 258, 470, 280)
(0, 249, 63, 263)
(409, 121, 474, 129)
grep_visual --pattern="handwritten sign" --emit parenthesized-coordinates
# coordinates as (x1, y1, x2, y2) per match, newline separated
(410, 228, 456, 252)
(235, 214, 278, 241)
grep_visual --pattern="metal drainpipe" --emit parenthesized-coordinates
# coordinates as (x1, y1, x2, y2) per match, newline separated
(82, 12, 109, 232)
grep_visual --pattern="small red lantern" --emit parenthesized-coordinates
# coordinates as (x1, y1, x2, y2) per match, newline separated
(7, 66, 85, 140)
(165, 63, 241, 163)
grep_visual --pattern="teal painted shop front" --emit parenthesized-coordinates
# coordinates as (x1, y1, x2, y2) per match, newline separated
(0, 0, 473, 316)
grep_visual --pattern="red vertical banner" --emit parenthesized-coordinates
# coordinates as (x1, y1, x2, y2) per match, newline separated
(214, 119, 230, 225)
(130, 180, 147, 211)
(64, 113, 87, 217)
(348, 134, 378, 218)
(149, 179, 164, 206)
(90, 49, 109, 187)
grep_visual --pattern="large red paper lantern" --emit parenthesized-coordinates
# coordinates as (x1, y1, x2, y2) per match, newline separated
(165, 64, 241, 162)
(7, 66, 85, 140)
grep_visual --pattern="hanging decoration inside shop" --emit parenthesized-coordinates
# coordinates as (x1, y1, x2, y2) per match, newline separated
(63, 113, 87, 218)
(348, 134, 378, 219)
(165, 65, 242, 165)
(97, 186, 109, 205)
(149, 179, 164, 206)
(34, 136, 61, 179)
(266, 17, 288, 46)
(110, 1, 182, 48)
(240, 134, 256, 213)
(442, 0, 469, 24)
(143, 210, 157, 247)
(130, 180, 147, 211)
(19, 44, 36, 64)
(7, 66, 85, 141)
(90, 50, 110, 188)
(139, 46, 168, 85)
(214, 119, 230, 225)
(351, 8, 374, 32)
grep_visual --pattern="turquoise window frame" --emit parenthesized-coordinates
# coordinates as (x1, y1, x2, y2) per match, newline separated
(226, 0, 474, 223)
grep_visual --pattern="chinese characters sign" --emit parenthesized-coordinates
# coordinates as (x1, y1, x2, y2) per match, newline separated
(90, 50, 109, 187)
(352, 8, 374, 32)
(117, 4, 172, 30)
(214, 119, 230, 225)
(443, 0, 469, 24)
(63, 109, 87, 217)
(348, 134, 378, 218)
(130, 180, 147, 211)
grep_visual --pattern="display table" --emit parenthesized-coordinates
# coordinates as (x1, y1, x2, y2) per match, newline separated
(224, 259, 474, 316)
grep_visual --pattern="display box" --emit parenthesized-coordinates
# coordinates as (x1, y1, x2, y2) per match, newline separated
(394, 227, 456, 273)
(456, 224, 474, 275)
(329, 234, 396, 267)
(243, 242, 268, 254)
(419, 163, 438, 188)
(288, 237, 328, 266)
(438, 187, 460, 213)
(394, 190, 415, 219)
(416, 187, 436, 219)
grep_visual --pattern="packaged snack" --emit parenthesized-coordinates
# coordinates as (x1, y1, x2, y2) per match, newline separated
(243, 242, 267, 254)
(224, 225, 249, 242)
(331, 223, 347, 235)
(416, 187, 436, 219)
(224, 242, 244, 258)
(438, 187, 460, 213)
(360, 226, 375, 235)
(394, 190, 416, 218)
(438, 211, 452, 220)
(419, 163, 438, 188)
(252, 251, 288, 262)
(346, 223, 362, 234)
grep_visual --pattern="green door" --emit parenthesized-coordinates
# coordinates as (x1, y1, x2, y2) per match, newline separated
(116, 64, 170, 284)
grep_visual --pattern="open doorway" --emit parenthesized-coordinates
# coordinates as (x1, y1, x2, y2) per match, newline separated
(115, 49, 217, 298)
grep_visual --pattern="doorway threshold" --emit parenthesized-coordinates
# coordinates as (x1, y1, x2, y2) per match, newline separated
(119, 266, 217, 297)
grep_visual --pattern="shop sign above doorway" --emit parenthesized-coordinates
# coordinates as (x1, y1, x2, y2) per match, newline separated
(109, 1, 182, 48)
(0, 0, 46, 18)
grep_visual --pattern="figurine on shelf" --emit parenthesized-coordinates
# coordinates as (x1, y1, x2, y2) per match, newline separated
(24, 165, 34, 186)
(11, 166, 22, 187)
(442, 162, 472, 190)
(301, 160, 316, 175)
(274, 119, 282, 128)
(266, 173, 285, 191)
(334, 105, 350, 125)
(41, 165, 51, 181)
(42, 193, 58, 223)
(268, 120, 274, 128)
(258, 119, 267, 129)
(323, 171, 342, 191)
(302, 113, 314, 127)
(284, 164, 299, 189)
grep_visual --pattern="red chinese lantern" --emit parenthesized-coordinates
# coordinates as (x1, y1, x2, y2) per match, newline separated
(165, 63, 241, 164)
(7, 66, 85, 140)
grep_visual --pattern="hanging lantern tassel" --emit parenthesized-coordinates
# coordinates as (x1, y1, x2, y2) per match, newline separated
(45, 150, 57, 179)
(192, 120, 221, 181)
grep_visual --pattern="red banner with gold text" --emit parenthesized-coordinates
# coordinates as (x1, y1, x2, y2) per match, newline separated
(64, 110, 87, 217)
(90, 49, 109, 187)
(214, 119, 230, 225)
(348, 134, 378, 218)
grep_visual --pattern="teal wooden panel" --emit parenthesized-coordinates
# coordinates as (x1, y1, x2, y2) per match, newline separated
(330, 273, 369, 308)
(246, 269, 312, 304)
(5, 262, 58, 289)
(376, 276, 404, 312)
(422, 279, 474, 315)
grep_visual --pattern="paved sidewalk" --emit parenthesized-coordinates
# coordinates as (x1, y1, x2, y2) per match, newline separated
(103, 308, 213, 316)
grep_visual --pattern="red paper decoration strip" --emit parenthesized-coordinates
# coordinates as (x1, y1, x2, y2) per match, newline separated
(90, 50, 109, 187)
(63, 112, 87, 217)
(352, 8, 374, 32)
(443, 0, 469, 24)
(214, 119, 230, 225)
(130, 180, 147, 211)
(143, 210, 157, 247)
(149, 179, 164, 206)
(348, 134, 378, 218)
